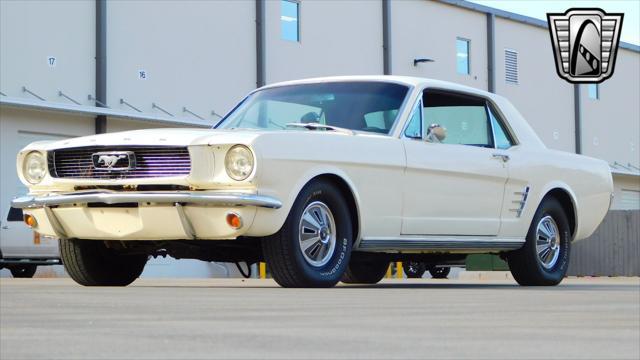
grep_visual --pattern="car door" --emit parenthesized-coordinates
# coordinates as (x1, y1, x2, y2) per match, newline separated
(401, 89, 509, 236)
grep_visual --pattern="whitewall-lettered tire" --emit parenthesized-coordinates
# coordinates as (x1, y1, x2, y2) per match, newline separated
(507, 198, 571, 286)
(262, 180, 353, 288)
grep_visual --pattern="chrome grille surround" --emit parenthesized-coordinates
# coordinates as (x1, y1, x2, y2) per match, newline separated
(48, 146, 191, 179)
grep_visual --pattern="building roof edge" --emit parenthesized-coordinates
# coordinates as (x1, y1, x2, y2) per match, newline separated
(437, 0, 639, 53)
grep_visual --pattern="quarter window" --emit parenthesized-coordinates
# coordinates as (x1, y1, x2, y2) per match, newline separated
(281, 0, 300, 42)
(404, 100, 422, 139)
(456, 38, 470, 75)
(488, 104, 514, 149)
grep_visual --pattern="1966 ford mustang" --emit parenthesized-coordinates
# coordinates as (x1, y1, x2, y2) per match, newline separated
(12, 76, 613, 287)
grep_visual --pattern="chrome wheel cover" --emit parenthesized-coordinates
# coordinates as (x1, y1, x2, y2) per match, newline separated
(298, 201, 337, 267)
(536, 215, 561, 269)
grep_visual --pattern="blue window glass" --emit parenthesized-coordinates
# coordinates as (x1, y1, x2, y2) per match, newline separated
(456, 38, 470, 75)
(281, 1, 299, 42)
(404, 101, 422, 139)
(588, 84, 599, 100)
(488, 105, 513, 149)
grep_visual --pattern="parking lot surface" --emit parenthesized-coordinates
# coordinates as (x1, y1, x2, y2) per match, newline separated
(1, 277, 638, 360)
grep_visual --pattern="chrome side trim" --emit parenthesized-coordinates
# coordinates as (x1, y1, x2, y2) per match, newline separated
(509, 186, 530, 217)
(357, 236, 525, 252)
(12, 191, 282, 210)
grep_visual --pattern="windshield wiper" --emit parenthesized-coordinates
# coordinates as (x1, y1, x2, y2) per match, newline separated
(286, 122, 355, 135)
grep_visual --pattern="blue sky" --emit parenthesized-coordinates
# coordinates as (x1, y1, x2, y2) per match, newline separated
(468, 0, 639, 45)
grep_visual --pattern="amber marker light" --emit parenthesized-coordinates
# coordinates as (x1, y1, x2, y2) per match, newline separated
(24, 214, 37, 228)
(226, 212, 243, 229)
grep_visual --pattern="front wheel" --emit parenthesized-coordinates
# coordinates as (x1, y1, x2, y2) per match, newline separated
(262, 180, 353, 288)
(10, 265, 37, 278)
(507, 198, 571, 286)
(59, 238, 148, 286)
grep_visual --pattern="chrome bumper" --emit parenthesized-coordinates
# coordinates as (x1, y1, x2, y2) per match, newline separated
(12, 191, 282, 209)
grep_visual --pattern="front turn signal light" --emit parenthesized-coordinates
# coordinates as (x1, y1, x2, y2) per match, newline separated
(226, 212, 243, 229)
(24, 214, 37, 228)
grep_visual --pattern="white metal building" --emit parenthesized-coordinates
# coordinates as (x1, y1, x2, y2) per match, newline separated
(1, 0, 638, 276)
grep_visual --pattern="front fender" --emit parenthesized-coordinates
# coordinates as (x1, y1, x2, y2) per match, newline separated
(248, 164, 361, 238)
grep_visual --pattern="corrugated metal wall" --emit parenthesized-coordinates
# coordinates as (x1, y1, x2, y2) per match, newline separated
(568, 210, 640, 276)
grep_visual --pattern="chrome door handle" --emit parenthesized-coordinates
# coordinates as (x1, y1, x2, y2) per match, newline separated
(492, 153, 510, 162)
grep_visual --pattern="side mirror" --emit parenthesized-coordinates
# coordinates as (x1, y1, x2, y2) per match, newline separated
(426, 124, 447, 143)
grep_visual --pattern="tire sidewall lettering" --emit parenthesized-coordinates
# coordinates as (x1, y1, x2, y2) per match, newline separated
(320, 237, 348, 276)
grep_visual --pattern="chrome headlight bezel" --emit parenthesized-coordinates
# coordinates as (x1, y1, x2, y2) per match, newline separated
(224, 145, 255, 181)
(23, 151, 47, 184)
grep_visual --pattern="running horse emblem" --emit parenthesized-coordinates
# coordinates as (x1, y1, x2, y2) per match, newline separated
(98, 155, 126, 168)
(92, 151, 135, 170)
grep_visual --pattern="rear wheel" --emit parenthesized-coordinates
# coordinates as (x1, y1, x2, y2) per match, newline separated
(403, 261, 426, 278)
(342, 258, 388, 284)
(262, 180, 353, 288)
(59, 238, 148, 286)
(507, 198, 571, 286)
(10, 265, 37, 278)
(429, 266, 451, 279)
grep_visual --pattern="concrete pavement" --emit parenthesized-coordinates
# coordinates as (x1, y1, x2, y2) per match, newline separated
(1, 277, 638, 359)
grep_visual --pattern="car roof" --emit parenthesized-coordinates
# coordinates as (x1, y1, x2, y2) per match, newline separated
(258, 75, 546, 150)
(261, 75, 500, 101)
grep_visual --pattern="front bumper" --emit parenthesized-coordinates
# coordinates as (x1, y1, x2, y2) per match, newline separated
(12, 191, 282, 209)
(12, 191, 282, 241)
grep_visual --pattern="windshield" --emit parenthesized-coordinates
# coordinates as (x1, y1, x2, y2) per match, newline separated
(216, 81, 410, 134)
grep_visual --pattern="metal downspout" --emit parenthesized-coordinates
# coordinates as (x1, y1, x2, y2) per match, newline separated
(95, 0, 107, 133)
(256, 0, 266, 88)
(382, 0, 391, 75)
(487, 13, 495, 93)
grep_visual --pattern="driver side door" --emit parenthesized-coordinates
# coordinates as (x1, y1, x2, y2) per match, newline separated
(401, 89, 509, 236)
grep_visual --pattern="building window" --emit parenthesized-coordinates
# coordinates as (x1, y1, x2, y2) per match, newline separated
(281, 0, 299, 42)
(588, 84, 599, 100)
(456, 38, 470, 75)
(505, 49, 518, 84)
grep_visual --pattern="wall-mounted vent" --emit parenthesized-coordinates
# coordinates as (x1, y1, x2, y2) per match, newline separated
(505, 49, 519, 84)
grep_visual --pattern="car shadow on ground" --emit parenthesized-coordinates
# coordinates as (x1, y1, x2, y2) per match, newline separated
(130, 280, 639, 291)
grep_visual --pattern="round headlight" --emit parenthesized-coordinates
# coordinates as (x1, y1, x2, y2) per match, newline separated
(23, 151, 47, 184)
(225, 145, 254, 181)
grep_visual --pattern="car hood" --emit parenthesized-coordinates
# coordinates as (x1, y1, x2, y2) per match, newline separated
(29, 128, 271, 151)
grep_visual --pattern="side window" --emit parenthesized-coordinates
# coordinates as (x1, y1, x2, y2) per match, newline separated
(404, 100, 422, 139)
(456, 38, 470, 75)
(488, 104, 514, 149)
(281, 0, 300, 42)
(422, 90, 493, 148)
(588, 84, 599, 100)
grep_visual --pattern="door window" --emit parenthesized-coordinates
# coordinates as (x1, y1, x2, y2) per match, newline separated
(423, 90, 493, 148)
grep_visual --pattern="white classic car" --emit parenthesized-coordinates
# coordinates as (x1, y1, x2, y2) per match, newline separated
(12, 76, 612, 287)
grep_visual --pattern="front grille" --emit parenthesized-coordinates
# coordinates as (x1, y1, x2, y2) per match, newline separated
(49, 146, 191, 179)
